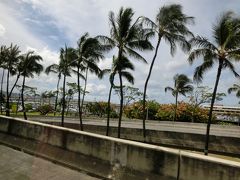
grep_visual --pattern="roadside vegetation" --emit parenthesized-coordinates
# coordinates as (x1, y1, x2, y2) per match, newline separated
(1, 4, 240, 155)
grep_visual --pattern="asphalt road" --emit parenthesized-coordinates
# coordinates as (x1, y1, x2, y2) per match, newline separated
(27, 116, 240, 138)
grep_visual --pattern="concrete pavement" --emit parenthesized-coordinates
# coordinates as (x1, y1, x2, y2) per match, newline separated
(0, 144, 99, 180)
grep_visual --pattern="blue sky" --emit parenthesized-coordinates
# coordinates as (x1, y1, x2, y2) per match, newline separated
(0, 0, 240, 105)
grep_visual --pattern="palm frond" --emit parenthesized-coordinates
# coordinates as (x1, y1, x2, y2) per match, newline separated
(45, 64, 59, 74)
(142, 17, 158, 32)
(125, 47, 147, 63)
(188, 48, 214, 65)
(121, 71, 134, 84)
(193, 60, 214, 83)
(190, 36, 217, 51)
(213, 11, 235, 47)
(99, 69, 111, 79)
(223, 59, 240, 78)
(95, 35, 115, 48)
(165, 86, 174, 93)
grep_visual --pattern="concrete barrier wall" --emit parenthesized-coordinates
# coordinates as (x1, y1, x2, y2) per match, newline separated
(0, 116, 240, 180)
(46, 122, 240, 157)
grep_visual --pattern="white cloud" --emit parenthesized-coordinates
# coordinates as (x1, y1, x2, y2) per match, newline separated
(2, 0, 240, 105)
(0, 1, 45, 49)
(0, 24, 6, 36)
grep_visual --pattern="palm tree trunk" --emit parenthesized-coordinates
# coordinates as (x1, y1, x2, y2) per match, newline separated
(106, 84, 113, 136)
(204, 60, 223, 155)
(61, 74, 66, 127)
(9, 73, 20, 99)
(174, 93, 178, 121)
(80, 68, 88, 120)
(66, 96, 71, 116)
(142, 36, 162, 138)
(0, 69, 5, 114)
(118, 71, 124, 138)
(77, 66, 83, 130)
(21, 75, 27, 120)
(54, 74, 61, 116)
(6, 68, 10, 116)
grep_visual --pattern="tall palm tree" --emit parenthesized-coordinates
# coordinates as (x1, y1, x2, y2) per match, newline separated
(106, 55, 134, 136)
(0, 45, 7, 114)
(165, 74, 193, 121)
(59, 46, 77, 126)
(99, 7, 153, 138)
(75, 33, 107, 130)
(8, 62, 22, 104)
(228, 84, 240, 102)
(188, 11, 240, 155)
(5, 44, 21, 116)
(142, 4, 194, 138)
(75, 33, 88, 130)
(19, 51, 43, 120)
(45, 64, 62, 116)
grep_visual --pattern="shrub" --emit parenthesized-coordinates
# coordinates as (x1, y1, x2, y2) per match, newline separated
(124, 101, 214, 123)
(155, 102, 215, 123)
(124, 100, 160, 120)
(11, 103, 17, 113)
(25, 103, 33, 112)
(86, 101, 118, 118)
(37, 104, 53, 115)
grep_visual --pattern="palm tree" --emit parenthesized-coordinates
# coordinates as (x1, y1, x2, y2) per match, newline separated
(45, 64, 62, 116)
(5, 44, 21, 116)
(165, 74, 193, 121)
(100, 7, 153, 138)
(41, 91, 48, 105)
(59, 46, 77, 126)
(228, 84, 240, 102)
(142, 4, 194, 138)
(106, 56, 134, 136)
(75, 33, 107, 130)
(188, 11, 240, 155)
(19, 51, 43, 120)
(0, 45, 7, 114)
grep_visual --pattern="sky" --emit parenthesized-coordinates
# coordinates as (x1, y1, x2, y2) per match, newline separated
(0, 0, 240, 105)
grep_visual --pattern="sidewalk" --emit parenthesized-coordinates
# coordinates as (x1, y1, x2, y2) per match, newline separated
(0, 144, 99, 180)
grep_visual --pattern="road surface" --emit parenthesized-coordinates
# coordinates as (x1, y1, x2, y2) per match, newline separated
(27, 116, 240, 138)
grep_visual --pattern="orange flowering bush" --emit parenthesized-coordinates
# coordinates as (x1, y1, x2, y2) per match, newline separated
(124, 100, 159, 120)
(156, 102, 214, 123)
(125, 101, 214, 123)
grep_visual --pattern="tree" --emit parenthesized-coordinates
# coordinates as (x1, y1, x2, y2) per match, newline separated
(165, 74, 193, 121)
(19, 51, 43, 120)
(114, 85, 143, 107)
(41, 90, 55, 105)
(45, 64, 62, 116)
(75, 33, 107, 130)
(106, 56, 134, 136)
(29, 87, 40, 105)
(228, 84, 240, 103)
(5, 44, 21, 116)
(66, 82, 78, 115)
(100, 7, 153, 138)
(188, 86, 226, 123)
(59, 46, 77, 126)
(142, 4, 194, 138)
(189, 86, 226, 107)
(188, 11, 240, 155)
(0, 45, 7, 114)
